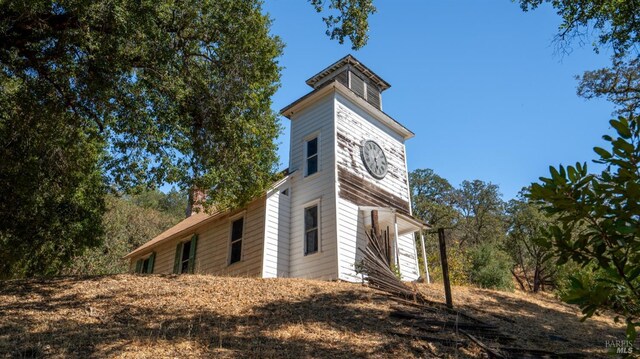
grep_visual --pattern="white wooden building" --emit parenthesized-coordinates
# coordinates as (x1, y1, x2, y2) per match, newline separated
(125, 55, 428, 282)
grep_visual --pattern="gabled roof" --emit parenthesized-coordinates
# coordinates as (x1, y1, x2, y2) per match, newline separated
(124, 211, 218, 259)
(305, 54, 391, 91)
(124, 171, 291, 259)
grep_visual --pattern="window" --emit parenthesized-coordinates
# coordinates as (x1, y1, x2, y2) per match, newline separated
(305, 137, 318, 176)
(173, 235, 198, 274)
(135, 252, 155, 274)
(304, 204, 319, 255)
(180, 240, 191, 273)
(229, 217, 244, 264)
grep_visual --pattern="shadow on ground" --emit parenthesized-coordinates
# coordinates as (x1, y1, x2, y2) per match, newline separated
(1, 275, 425, 358)
(418, 283, 631, 356)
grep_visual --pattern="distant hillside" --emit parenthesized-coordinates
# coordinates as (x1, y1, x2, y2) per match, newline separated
(0, 275, 628, 358)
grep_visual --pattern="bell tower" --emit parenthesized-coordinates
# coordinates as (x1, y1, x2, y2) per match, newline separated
(280, 55, 421, 282)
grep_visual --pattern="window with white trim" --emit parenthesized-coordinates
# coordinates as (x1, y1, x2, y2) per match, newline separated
(305, 137, 318, 176)
(229, 217, 244, 264)
(304, 204, 319, 255)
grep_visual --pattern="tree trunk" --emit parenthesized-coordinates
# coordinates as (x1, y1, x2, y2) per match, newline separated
(511, 268, 526, 291)
(533, 267, 541, 293)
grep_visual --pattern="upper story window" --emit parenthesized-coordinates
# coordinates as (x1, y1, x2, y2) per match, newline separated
(229, 217, 244, 264)
(305, 137, 318, 176)
(304, 204, 319, 255)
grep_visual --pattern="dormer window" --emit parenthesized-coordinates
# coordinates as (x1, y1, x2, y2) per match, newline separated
(305, 136, 318, 176)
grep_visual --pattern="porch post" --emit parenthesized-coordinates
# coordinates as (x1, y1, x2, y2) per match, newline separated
(394, 214, 401, 278)
(420, 231, 430, 284)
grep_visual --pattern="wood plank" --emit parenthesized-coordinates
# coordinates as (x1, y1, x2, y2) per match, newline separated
(338, 167, 411, 214)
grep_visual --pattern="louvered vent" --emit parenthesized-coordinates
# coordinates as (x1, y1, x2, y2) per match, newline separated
(350, 73, 365, 99)
(335, 71, 348, 87)
(366, 83, 381, 109)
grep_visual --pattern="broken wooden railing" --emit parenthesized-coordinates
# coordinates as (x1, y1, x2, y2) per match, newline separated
(357, 228, 585, 358)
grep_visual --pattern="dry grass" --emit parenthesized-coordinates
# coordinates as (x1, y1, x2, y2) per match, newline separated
(0, 275, 631, 358)
(0, 275, 426, 358)
(418, 283, 632, 357)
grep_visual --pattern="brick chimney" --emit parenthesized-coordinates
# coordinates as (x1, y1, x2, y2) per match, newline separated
(185, 187, 207, 217)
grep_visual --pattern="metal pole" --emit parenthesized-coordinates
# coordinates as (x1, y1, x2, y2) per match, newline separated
(420, 231, 430, 284)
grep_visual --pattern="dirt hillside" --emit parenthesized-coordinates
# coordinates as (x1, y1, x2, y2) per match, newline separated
(0, 275, 630, 358)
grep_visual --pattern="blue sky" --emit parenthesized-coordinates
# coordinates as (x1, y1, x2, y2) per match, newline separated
(263, 1, 616, 201)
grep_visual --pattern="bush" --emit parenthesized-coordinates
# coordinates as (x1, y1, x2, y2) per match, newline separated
(64, 194, 183, 275)
(467, 242, 514, 291)
(425, 236, 471, 286)
(554, 260, 640, 316)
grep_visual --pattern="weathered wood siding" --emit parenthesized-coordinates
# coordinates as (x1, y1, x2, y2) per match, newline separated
(130, 197, 267, 277)
(262, 179, 291, 278)
(287, 93, 338, 280)
(397, 232, 420, 281)
(335, 94, 411, 212)
(334, 93, 418, 281)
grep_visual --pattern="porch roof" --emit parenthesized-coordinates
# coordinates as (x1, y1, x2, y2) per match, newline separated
(358, 206, 430, 236)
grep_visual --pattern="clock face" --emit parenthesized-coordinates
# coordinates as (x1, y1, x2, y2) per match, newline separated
(361, 140, 388, 179)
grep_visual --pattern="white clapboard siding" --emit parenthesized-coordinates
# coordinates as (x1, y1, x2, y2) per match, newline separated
(335, 94, 410, 204)
(336, 198, 367, 282)
(196, 198, 266, 276)
(262, 179, 291, 278)
(397, 233, 420, 281)
(132, 197, 267, 277)
(287, 93, 338, 280)
(145, 235, 188, 275)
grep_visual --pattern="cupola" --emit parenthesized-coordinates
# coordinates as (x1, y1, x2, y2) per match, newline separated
(305, 54, 390, 111)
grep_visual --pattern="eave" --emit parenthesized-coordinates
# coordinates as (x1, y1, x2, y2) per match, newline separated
(305, 54, 391, 91)
(280, 81, 415, 140)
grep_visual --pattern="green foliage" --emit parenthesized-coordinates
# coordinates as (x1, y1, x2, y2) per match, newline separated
(553, 260, 636, 319)
(467, 242, 514, 291)
(425, 238, 471, 286)
(1, 0, 283, 210)
(529, 116, 640, 340)
(409, 169, 506, 247)
(505, 192, 556, 292)
(309, 0, 376, 50)
(65, 193, 183, 275)
(409, 169, 458, 228)
(577, 57, 640, 120)
(518, 0, 640, 56)
(453, 180, 505, 247)
(410, 170, 508, 287)
(129, 188, 187, 219)
(0, 84, 106, 278)
(0, 0, 287, 277)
